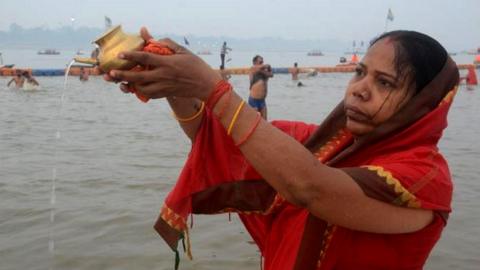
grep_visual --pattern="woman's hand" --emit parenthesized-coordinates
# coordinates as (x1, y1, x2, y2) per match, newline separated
(104, 27, 222, 101)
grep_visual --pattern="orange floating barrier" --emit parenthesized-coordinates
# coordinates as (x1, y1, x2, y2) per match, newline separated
(0, 64, 476, 77)
(66, 66, 101, 76)
(0, 68, 32, 76)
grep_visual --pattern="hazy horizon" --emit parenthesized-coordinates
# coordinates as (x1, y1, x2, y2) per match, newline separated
(0, 0, 479, 52)
(0, 23, 478, 54)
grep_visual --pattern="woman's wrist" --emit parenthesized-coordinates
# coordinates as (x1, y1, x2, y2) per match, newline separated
(205, 80, 232, 110)
(199, 71, 223, 101)
(212, 91, 261, 145)
(203, 80, 262, 147)
(167, 97, 202, 119)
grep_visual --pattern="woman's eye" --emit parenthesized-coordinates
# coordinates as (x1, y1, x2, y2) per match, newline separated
(379, 79, 394, 89)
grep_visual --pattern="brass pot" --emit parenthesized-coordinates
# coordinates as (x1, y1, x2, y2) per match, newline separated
(75, 25, 145, 72)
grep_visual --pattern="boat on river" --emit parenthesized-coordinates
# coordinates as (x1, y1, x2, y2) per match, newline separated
(307, 50, 324, 56)
(37, 49, 60, 55)
(197, 50, 212, 55)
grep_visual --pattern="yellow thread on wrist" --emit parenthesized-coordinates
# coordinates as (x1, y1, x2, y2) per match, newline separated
(172, 102, 205, 122)
(227, 100, 245, 135)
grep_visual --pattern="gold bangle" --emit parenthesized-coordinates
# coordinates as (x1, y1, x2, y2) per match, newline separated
(172, 102, 205, 122)
(227, 100, 245, 135)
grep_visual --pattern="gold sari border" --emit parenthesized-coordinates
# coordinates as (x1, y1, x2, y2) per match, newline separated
(364, 166, 421, 208)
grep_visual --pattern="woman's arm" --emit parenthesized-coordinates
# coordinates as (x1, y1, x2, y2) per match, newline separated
(211, 91, 433, 234)
(166, 96, 204, 142)
(108, 37, 433, 234)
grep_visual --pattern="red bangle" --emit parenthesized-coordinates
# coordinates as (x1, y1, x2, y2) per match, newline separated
(235, 113, 262, 147)
(206, 80, 231, 109)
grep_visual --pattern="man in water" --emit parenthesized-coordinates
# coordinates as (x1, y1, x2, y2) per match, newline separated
(249, 55, 268, 83)
(79, 67, 89, 82)
(22, 71, 39, 88)
(220, 41, 232, 69)
(248, 55, 273, 119)
(7, 70, 25, 88)
(291, 62, 299, 80)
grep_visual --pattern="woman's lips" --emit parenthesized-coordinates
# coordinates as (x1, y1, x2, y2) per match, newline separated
(345, 105, 371, 123)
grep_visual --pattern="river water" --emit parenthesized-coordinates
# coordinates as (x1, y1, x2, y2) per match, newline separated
(0, 50, 479, 270)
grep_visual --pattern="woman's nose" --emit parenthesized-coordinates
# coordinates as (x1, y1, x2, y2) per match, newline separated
(352, 80, 371, 100)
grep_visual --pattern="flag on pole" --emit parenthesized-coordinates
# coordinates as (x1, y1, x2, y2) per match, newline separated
(105, 16, 112, 29)
(183, 36, 190, 46)
(387, 8, 394, 21)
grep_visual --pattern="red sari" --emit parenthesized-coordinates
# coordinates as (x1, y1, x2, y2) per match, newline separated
(154, 58, 459, 269)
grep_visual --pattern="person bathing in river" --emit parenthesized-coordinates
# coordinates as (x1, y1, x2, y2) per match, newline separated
(291, 62, 300, 80)
(249, 63, 273, 119)
(105, 29, 458, 270)
(79, 67, 89, 82)
(7, 70, 24, 88)
(248, 55, 273, 119)
(22, 71, 39, 87)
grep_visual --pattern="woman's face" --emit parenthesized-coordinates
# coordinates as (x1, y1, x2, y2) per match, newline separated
(344, 38, 414, 136)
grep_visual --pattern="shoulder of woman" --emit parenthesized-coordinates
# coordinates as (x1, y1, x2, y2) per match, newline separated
(342, 148, 452, 211)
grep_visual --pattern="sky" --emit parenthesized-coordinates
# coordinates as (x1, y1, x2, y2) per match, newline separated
(0, 0, 479, 51)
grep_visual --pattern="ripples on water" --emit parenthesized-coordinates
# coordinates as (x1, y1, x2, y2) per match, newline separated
(0, 72, 479, 270)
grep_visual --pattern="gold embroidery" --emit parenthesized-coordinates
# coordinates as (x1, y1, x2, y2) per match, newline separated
(314, 128, 353, 163)
(364, 166, 421, 208)
(316, 224, 337, 269)
(160, 204, 187, 231)
(160, 204, 193, 260)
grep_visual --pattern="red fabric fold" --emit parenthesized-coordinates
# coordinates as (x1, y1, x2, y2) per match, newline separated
(154, 60, 458, 269)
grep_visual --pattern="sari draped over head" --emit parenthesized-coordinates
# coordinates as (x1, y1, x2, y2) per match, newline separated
(154, 57, 459, 270)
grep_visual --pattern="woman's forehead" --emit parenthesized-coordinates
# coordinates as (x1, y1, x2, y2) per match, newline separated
(363, 39, 398, 76)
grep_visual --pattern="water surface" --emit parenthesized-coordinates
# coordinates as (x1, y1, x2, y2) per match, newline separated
(0, 52, 479, 270)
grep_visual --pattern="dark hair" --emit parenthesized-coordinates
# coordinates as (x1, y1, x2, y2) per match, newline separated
(370, 30, 447, 94)
(294, 62, 298, 67)
(252, 55, 262, 64)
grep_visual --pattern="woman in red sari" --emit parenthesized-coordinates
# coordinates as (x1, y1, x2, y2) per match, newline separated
(106, 30, 459, 269)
